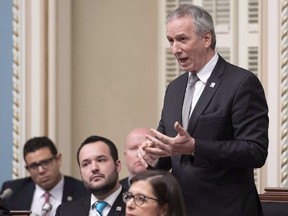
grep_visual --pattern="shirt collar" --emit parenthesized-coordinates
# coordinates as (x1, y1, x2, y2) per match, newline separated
(189, 52, 219, 84)
(35, 175, 64, 199)
(90, 185, 122, 209)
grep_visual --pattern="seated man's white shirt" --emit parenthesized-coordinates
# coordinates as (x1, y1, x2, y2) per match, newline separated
(31, 175, 64, 216)
(89, 186, 122, 216)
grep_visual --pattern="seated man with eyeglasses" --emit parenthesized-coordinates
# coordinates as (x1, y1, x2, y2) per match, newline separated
(0, 136, 88, 216)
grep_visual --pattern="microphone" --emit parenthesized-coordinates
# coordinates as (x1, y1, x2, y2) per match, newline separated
(40, 203, 52, 216)
(0, 188, 13, 200)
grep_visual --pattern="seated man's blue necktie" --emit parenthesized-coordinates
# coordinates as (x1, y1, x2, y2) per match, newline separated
(95, 201, 107, 216)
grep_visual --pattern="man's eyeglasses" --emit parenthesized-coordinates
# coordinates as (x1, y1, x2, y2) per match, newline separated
(25, 156, 56, 172)
(122, 191, 159, 206)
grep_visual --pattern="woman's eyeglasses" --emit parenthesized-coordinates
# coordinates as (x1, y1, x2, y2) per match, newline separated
(122, 191, 159, 206)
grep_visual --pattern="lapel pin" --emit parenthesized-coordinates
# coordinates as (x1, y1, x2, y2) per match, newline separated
(210, 82, 216, 88)
(116, 206, 122, 211)
(67, 196, 72, 201)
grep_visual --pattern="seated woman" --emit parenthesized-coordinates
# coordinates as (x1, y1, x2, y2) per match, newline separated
(123, 170, 186, 216)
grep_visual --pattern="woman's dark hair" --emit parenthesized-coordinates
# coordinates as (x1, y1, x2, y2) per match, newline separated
(130, 170, 187, 216)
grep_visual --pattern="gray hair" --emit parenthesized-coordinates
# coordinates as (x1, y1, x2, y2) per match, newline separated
(167, 4, 216, 50)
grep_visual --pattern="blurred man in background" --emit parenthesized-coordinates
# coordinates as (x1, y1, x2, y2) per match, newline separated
(120, 128, 152, 191)
(1, 136, 88, 216)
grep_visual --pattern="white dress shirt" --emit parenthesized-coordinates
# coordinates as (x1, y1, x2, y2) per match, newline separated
(89, 186, 122, 216)
(189, 52, 219, 116)
(30, 175, 64, 216)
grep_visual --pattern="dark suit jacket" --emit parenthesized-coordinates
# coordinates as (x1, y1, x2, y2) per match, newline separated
(0, 176, 88, 211)
(119, 177, 129, 192)
(55, 188, 126, 216)
(156, 55, 268, 216)
(0, 205, 10, 216)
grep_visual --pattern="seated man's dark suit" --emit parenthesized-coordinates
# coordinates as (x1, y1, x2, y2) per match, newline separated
(0, 204, 11, 216)
(55, 188, 126, 216)
(0, 176, 88, 211)
(119, 177, 129, 191)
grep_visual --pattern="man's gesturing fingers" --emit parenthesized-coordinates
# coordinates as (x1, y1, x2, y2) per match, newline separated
(137, 146, 149, 168)
(137, 142, 160, 168)
(174, 121, 187, 135)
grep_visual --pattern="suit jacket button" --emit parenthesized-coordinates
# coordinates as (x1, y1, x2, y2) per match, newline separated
(181, 162, 186, 167)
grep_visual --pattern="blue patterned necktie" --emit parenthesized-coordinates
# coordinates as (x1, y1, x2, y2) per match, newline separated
(95, 201, 107, 216)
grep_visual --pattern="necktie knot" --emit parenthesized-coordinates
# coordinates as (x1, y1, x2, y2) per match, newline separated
(43, 191, 50, 203)
(188, 73, 198, 85)
(95, 201, 107, 216)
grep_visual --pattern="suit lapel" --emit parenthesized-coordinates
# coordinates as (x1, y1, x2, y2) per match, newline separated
(108, 188, 126, 216)
(188, 56, 226, 133)
(75, 197, 90, 215)
(62, 176, 73, 202)
(62, 176, 79, 203)
(24, 180, 35, 209)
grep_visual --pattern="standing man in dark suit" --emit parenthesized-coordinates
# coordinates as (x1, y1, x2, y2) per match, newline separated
(0, 136, 88, 216)
(120, 128, 152, 191)
(55, 135, 125, 216)
(138, 4, 268, 216)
